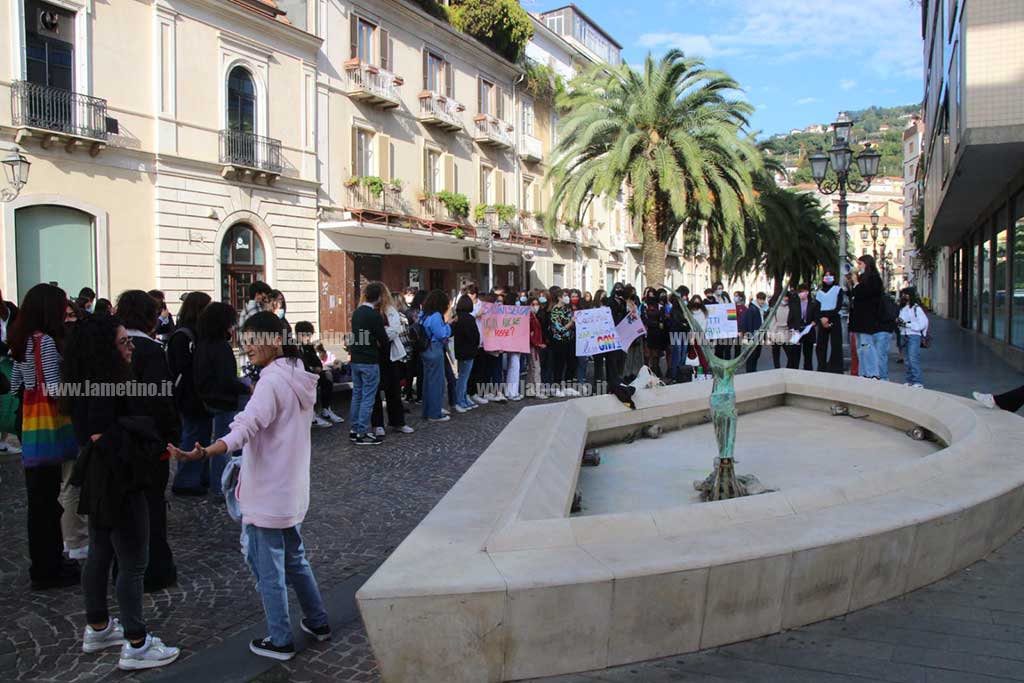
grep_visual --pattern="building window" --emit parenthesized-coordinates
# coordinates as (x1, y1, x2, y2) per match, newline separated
(522, 177, 533, 213)
(355, 128, 373, 176)
(521, 98, 535, 136)
(220, 223, 266, 310)
(545, 14, 564, 34)
(357, 18, 376, 63)
(227, 66, 257, 134)
(425, 52, 444, 93)
(480, 165, 493, 204)
(478, 78, 493, 116)
(553, 263, 565, 288)
(995, 209, 1008, 342)
(551, 112, 560, 148)
(1013, 196, 1024, 348)
(425, 149, 441, 193)
(14, 205, 96, 301)
(981, 222, 993, 336)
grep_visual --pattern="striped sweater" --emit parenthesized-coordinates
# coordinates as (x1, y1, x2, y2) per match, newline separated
(9, 333, 62, 394)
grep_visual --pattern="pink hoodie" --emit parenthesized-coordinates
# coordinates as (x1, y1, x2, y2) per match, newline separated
(221, 357, 319, 529)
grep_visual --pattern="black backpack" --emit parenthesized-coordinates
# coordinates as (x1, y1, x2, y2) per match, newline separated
(165, 327, 195, 411)
(406, 316, 430, 353)
(878, 294, 900, 326)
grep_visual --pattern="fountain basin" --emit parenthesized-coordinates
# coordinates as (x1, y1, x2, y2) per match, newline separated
(356, 370, 1024, 682)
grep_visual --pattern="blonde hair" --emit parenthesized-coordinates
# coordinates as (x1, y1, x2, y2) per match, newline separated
(369, 281, 395, 314)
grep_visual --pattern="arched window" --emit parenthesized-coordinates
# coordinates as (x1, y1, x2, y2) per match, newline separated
(227, 66, 256, 134)
(220, 223, 265, 311)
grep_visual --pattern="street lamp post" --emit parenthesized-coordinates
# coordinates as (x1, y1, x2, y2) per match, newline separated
(1, 145, 31, 202)
(808, 112, 882, 276)
(479, 206, 510, 291)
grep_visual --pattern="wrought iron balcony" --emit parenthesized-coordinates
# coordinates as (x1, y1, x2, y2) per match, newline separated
(344, 61, 401, 109)
(11, 80, 109, 154)
(417, 92, 463, 132)
(219, 129, 282, 179)
(473, 115, 513, 149)
(520, 133, 542, 162)
(346, 183, 410, 215)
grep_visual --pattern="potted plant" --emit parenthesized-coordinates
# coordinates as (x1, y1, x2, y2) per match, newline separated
(390, 178, 403, 192)
(452, 226, 465, 239)
(436, 191, 470, 220)
(344, 176, 359, 188)
(361, 176, 385, 198)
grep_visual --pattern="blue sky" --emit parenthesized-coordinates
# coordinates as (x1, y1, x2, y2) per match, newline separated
(523, 0, 924, 137)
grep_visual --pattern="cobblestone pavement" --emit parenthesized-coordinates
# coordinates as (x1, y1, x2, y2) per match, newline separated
(5, 316, 1024, 682)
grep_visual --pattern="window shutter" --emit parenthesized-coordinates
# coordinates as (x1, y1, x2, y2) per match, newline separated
(445, 61, 453, 99)
(380, 29, 390, 70)
(495, 170, 505, 204)
(444, 154, 455, 192)
(378, 134, 391, 181)
(422, 50, 428, 90)
(422, 146, 430, 193)
(350, 13, 358, 60)
(477, 77, 483, 115)
(351, 127, 358, 177)
(534, 184, 542, 214)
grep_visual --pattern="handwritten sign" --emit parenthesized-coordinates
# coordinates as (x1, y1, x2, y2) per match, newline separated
(575, 307, 622, 357)
(705, 304, 738, 340)
(615, 310, 647, 351)
(481, 305, 530, 353)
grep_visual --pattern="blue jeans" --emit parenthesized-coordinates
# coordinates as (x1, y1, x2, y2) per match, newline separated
(872, 331, 892, 381)
(174, 414, 213, 491)
(856, 333, 878, 378)
(209, 409, 238, 496)
(575, 354, 588, 388)
(245, 525, 329, 647)
(669, 341, 687, 378)
(349, 363, 380, 435)
(421, 342, 445, 419)
(904, 334, 923, 385)
(456, 358, 474, 408)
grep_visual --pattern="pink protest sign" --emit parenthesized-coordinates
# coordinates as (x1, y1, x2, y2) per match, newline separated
(615, 310, 647, 351)
(481, 305, 530, 353)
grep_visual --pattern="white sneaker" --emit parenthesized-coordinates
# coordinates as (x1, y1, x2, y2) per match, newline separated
(117, 634, 180, 670)
(441, 408, 451, 416)
(428, 415, 451, 423)
(973, 391, 996, 409)
(321, 408, 345, 424)
(553, 388, 565, 398)
(472, 395, 489, 405)
(373, 427, 386, 437)
(454, 404, 470, 414)
(393, 425, 415, 434)
(312, 416, 332, 429)
(492, 392, 508, 403)
(911, 383, 924, 389)
(508, 394, 524, 401)
(68, 545, 89, 561)
(83, 618, 125, 653)
(0, 441, 21, 455)
(564, 387, 580, 397)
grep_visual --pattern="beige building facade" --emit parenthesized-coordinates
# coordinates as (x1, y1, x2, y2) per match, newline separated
(2, 0, 321, 322)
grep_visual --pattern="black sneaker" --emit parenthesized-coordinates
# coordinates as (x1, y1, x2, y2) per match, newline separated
(249, 637, 295, 661)
(300, 619, 332, 642)
(353, 434, 383, 446)
(349, 430, 357, 442)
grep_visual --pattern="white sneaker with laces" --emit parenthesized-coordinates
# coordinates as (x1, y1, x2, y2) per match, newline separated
(117, 634, 180, 670)
(492, 392, 507, 403)
(0, 441, 21, 455)
(428, 415, 451, 423)
(311, 415, 332, 429)
(321, 408, 345, 424)
(454, 404, 470, 414)
(972, 391, 996, 409)
(441, 408, 451, 416)
(472, 395, 489, 405)
(508, 394, 524, 401)
(394, 425, 415, 434)
(83, 618, 125, 653)
(373, 426, 386, 437)
(911, 383, 924, 389)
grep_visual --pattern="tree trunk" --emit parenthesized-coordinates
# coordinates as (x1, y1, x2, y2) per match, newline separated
(642, 196, 667, 288)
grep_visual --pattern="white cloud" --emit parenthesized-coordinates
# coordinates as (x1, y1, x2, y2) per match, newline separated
(636, 0, 922, 81)
(796, 97, 818, 105)
(840, 79, 857, 91)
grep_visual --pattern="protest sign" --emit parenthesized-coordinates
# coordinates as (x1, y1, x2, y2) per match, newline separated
(481, 305, 530, 353)
(614, 310, 646, 351)
(575, 307, 622, 357)
(705, 304, 739, 340)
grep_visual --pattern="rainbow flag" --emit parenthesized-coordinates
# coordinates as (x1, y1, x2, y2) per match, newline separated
(727, 308, 737, 321)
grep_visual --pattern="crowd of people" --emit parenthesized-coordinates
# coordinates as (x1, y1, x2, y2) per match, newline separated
(0, 261, 934, 669)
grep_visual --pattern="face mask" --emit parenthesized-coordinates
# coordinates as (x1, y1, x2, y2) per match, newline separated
(276, 309, 285, 319)
(531, 305, 540, 314)
(86, 303, 94, 313)
(733, 296, 742, 304)
(571, 297, 579, 304)
(561, 296, 570, 305)
(519, 296, 527, 303)
(758, 301, 768, 311)
(823, 276, 834, 285)
(539, 297, 547, 304)
(858, 264, 866, 275)
(404, 295, 413, 304)
(716, 288, 724, 295)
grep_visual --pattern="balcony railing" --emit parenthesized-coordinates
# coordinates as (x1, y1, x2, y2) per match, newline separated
(344, 61, 401, 109)
(520, 133, 542, 162)
(473, 115, 513, 149)
(11, 80, 109, 141)
(346, 183, 411, 215)
(418, 92, 463, 132)
(219, 129, 282, 175)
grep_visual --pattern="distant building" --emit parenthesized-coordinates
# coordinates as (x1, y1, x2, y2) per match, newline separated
(879, 124, 891, 132)
(901, 115, 926, 296)
(804, 124, 825, 134)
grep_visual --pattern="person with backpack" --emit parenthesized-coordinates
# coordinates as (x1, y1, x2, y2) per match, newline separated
(898, 287, 929, 388)
(847, 254, 884, 379)
(874, 289, 900, 382)
(167, 292, 212, 496)
(169, 312, 330, 662)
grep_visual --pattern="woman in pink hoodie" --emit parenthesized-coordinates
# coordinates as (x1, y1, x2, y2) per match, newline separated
(169, 312, 330, 661)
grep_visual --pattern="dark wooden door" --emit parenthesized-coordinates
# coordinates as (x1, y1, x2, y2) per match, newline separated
(429, 268, 445, 292)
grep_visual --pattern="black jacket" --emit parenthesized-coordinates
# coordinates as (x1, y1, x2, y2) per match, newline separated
(299, 345, 323, 374)
(788, 296, 820, 329)
(849, 271, 883, 334)
(741, 304, 763, 334)
(166, 327, 207, 419)
(453, 311, 480, 361)
(194, 339, 249, 412)
(130, 335, 180, 445)
(607, 295, 628, 326)
(71, 415, 165, 527)
(349, 305, 388, 365)
(0, 302, 17, 356)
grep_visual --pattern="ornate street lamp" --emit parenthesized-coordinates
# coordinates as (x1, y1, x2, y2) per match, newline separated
(1, 147, 31, 202)
(480, 206, 499, 291)
(810, 111, 882, 275)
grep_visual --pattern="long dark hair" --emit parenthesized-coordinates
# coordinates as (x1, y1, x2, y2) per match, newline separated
(197, 302, 237, 342)
(63, 315, 133, 385)
(857, 254, 879, 276)
(240, 311, 300, 363)
(422, 289, 449, 316)
(115, 290, 159, 334)
(178, 292, 212, 330)
(8, 283, 67, 361)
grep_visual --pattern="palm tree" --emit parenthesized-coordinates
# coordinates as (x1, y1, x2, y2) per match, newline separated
(547, 50, 759, 288)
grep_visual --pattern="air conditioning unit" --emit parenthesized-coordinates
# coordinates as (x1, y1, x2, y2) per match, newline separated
(463, 247, 478, 261)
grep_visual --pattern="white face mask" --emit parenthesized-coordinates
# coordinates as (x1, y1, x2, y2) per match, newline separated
(404, 295, 413, 304)
(276, 309, 285, 319)
(531, 305, 540, 314)
(561, 296, 570, 305)
(823, 276, 834, 285)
